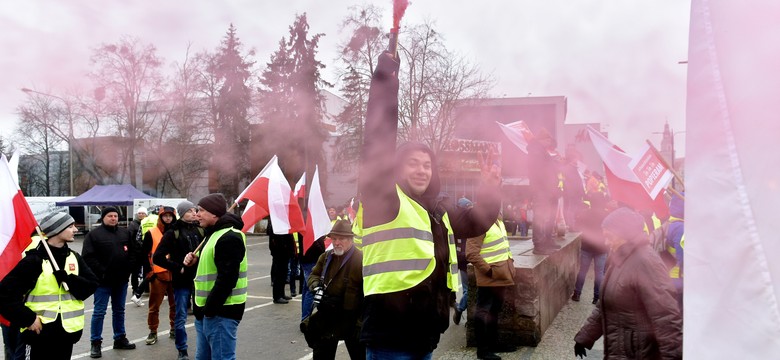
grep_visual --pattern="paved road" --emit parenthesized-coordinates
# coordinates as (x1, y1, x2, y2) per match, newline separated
(2, 235, 604, 359)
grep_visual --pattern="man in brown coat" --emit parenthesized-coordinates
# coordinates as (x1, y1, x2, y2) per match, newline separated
(466, 219, 517, 360)
(304, 220, 364, 360)
(574, 207, 682, 359)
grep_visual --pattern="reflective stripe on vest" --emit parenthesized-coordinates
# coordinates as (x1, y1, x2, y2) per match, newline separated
(194, 228, 248, 307)
(25, 252, 85, 333)
(140, 215, 158, 236)
(479, 221, 512, 264)
(667, 217, 683, 279)
(149, 227, 168, 274)
(362, 185, 458, 296)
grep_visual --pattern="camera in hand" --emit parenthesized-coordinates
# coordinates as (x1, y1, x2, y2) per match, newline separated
(312, 285, 325, 307)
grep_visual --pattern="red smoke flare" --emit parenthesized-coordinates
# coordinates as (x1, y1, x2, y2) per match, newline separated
(392, 0, 409, 33)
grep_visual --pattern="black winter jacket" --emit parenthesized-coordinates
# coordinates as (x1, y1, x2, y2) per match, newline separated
(153, 219, 203, 289)
(0, 242, 98, 344)
(82, 224, 135, 286)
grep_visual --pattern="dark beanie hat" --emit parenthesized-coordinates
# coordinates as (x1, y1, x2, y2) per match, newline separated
(601, 207, 646, 241)
(198, 193, 227, 217)
(40, 211, 75, 237)
(100, 206, 119, 223)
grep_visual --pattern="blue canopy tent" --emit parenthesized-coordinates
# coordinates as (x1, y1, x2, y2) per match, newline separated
(55, 184, 154, 206)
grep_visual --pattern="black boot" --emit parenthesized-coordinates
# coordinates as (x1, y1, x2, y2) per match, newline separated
(113, 335, 137, 349)
(477, 350, 501, 360)
(90, 340, 102, 358)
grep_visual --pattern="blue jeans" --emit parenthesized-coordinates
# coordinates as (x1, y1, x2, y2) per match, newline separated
(174, 287, 191, 351)
(366, 347, 432, 360)
(90, 283, 128, 341)
(195, 316, 239, 360)
(574, 250, 606, 298)
(457, 269, 468, 312)
(300, 262, 316, 321)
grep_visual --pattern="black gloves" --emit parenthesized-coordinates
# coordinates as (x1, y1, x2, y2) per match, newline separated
(574, 342, 587, 358)
(53, 269, 68, 284)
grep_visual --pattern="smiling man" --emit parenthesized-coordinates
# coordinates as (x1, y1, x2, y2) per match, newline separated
(358, 51, 503, 359)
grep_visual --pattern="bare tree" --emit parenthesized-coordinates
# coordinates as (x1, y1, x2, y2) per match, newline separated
(90, 35, 164, 187)
(15, 100, 66, 196)
(397, 22, 494, 153)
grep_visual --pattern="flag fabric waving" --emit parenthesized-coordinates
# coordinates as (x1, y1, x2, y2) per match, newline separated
(497, 120, 534, 154)
(236, 155, 305, 234)
(685, 1, 780, 358)
(0, 155, 37, 325)
(587, 127, 669, 219)
(240, 200, 268, 233)
(302, 166, 332, 254)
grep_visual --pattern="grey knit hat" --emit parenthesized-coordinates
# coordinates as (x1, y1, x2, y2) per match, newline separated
(177, 200, 196, 218)
(39, 211, 75, 238)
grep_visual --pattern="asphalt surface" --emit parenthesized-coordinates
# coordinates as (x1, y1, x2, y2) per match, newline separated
(2, 235, 604, 360)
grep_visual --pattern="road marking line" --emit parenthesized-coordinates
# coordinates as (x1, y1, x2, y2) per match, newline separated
(73, 297, 281, 359)
(247, 241, 268, 247)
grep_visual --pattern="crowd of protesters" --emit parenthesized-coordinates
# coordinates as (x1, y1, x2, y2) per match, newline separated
(0, 49, 685, 360)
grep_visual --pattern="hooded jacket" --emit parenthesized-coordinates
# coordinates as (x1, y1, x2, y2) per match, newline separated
(192, 213, 246, 322)
(358, 52, 501, 353)
(153, 218, 203, 289)
(141, 208, 176, 277)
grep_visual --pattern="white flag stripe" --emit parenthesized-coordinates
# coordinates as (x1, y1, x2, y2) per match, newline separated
(236, 155, 278, 203)
(496, 121, 530, 154)
(0, 155, 19, 256)
(308, 166, 331, 241)
(586, 126, 639, 182)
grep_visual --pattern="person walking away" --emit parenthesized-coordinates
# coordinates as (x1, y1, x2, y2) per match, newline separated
(571, 193, 609, 304)
(359, 51, 502, 359)
(0, 212, 98, 359)
(466, 219, 517, 360)
(141, 206, 177, 346)
(182, 194, 247, 360)
(128, 207, 147, 299)
(82, 207, 137, 358)
(303, 220, 365, 360)
(153, 201, 203, 360)
(574, 207, 682, 359)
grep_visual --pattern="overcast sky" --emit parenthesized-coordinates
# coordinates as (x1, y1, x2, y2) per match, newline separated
(0, 0, 690, 155)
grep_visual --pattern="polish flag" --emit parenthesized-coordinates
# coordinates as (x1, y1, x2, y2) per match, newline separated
(240, 200, 268, 233)
(497, 120, 534, 154)
(347, 197, 357, 223)
(0, 155, 38, 325)
(302, 166, 332, 254)
(287, 173, 306, 234)
(586, 127, 669, 219)
(236, 156, 305, 234)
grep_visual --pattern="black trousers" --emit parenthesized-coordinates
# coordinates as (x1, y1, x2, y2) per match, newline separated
(312, 337, 365, 360)
(271, 252, 291, 300)
(474, 286, 511, 352)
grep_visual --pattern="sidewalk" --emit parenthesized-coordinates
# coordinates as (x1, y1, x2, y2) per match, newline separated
(435, 271, 605, 359)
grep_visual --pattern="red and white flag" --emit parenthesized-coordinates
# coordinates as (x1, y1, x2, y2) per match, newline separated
(0, 155, 38, 325)
(497, 120, 534, 154)
(302, 166, 332, 254)
(586, 127, 669, 219)
(236, 155, 305, 234)
(628, 143, 673, 199)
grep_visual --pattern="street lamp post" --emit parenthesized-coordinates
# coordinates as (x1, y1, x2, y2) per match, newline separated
(21, 88, 75, 196)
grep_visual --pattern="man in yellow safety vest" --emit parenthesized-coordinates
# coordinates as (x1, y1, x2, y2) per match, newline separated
(183, 193, 247, 360)
(0, 211, 98, 359)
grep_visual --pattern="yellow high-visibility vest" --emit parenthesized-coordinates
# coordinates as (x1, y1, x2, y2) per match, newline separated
(25, 252, 84, 333)
(479, 221, 512, 264)
(194, 228, 248, 306)
(362, 186, 458, 296)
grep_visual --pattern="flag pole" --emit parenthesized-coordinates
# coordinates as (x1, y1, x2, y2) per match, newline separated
(33, 226, 69, 291)
(645, 140, 686, 191)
